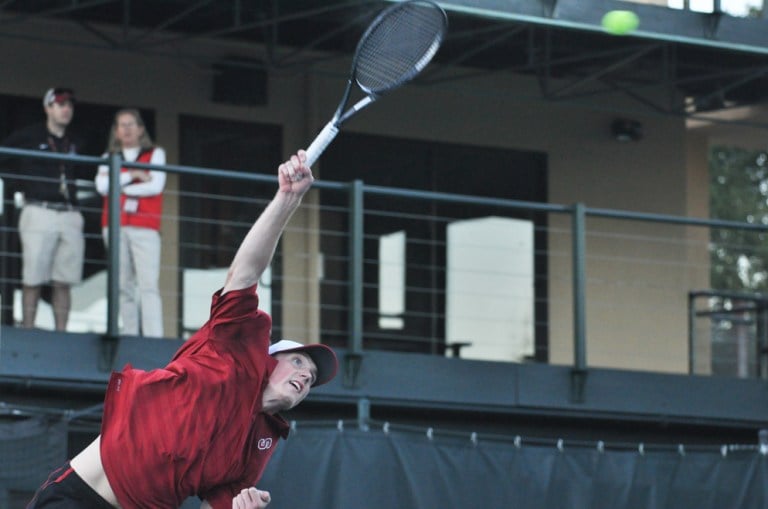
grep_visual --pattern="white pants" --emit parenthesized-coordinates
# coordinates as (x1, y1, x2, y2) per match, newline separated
(104, 226, 163, 337)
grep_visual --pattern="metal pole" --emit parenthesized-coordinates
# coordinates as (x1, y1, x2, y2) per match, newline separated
(106, 152, 122, 339)
(344, 180, 364, 388)
(688, 292, 696, 375)
(758, 298, 768, 379)
(571, 202, 587, 402)
(0, 177, 7, 325)
(357, 397, 370, 431)
(572, 202, 587, 371)
(348, 180, 364, 354)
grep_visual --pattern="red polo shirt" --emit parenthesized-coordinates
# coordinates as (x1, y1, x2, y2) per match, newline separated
(100, 285, 290, 509)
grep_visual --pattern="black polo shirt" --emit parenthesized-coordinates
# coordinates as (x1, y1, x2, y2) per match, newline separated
(1, 122, 83, 204)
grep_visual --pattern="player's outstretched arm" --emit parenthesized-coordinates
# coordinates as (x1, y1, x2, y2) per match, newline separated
(222, 150, 314, 294)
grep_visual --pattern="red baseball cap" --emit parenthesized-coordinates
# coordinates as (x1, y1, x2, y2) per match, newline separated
(43, 87, 75, 106)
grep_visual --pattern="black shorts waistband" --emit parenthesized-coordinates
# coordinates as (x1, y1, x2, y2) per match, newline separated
(27, 462, 115, 509)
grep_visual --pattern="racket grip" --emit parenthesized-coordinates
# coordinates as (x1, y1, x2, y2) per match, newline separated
(305, 122, 339, 167)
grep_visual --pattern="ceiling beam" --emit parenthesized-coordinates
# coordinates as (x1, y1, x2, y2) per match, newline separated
(0, 0, 117, 26)
(438, 0, 768, 56)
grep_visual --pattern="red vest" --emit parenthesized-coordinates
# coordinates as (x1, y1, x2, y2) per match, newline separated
(100, 148, 163, 231)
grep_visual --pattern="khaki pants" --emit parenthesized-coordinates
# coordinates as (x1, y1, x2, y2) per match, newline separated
(19, 204, 84, 286)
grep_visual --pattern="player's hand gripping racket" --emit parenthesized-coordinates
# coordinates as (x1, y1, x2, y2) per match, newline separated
(304, 0, 448, 167)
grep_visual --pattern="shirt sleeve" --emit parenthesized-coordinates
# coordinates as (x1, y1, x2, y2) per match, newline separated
(201, 483, 242, 509)
(122, 147, 167, 197)
(94, 164, 108, 195)
(0, 128, 29, 167)
(208, 286, 261, 330)
(94, 153, 132, 195)
(1, 132, 19, 148)
(0, 126, 32, 149)
(209, 285, 273, 360)
(208, 284, 258, 316)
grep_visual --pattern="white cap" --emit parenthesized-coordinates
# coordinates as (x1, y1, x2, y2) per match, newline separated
(268, 339, 338, 387)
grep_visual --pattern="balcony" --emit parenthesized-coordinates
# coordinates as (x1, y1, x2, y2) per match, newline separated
(0, 146, 765, 429)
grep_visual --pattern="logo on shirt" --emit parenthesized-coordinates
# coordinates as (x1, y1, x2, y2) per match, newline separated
(257, 438, 273, 450)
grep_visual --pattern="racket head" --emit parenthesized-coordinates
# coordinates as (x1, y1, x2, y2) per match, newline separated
(351, 0, 447, 96)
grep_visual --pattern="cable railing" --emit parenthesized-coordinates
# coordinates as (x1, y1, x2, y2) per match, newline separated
(1, 146, 767, 380)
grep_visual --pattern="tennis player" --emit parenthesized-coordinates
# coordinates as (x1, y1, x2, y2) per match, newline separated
(27, 150, 338, 509)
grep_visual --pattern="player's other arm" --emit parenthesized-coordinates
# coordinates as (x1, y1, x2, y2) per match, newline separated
(122, 147, 167, 196)
(200, 487, 271, 509)
(222, 150, 313, 295)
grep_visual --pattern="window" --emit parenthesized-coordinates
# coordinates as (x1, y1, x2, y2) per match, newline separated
(379, 230, 406, 329)
(446, 217, 535, 362)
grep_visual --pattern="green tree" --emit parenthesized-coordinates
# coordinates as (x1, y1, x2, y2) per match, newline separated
(709, 146, 768, 292)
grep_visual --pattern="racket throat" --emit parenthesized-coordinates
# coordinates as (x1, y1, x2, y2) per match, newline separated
(342, 96, 375, 122)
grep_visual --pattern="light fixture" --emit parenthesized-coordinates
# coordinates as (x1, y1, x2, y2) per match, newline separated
(611, 118, 643, 142)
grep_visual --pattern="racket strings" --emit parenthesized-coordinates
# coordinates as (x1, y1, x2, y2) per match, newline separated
(355, 2, 446, 94)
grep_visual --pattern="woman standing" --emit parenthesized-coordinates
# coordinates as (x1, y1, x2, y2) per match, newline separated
(95, 108, 166, 337)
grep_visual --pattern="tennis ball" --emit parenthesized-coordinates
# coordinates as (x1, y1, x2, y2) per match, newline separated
(601, 10, 640, 35)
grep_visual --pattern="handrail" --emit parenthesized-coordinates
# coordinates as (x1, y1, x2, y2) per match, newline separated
(1, 144, 764, 232)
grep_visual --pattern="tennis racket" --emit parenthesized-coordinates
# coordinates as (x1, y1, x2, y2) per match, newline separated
(304, 0, 448, 167)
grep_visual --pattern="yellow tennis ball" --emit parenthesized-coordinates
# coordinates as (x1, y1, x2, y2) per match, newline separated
(601, 10, 640, 35)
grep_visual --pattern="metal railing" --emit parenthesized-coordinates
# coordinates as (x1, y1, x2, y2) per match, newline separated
(2, 146, 768, 379)
(689, 288, 768, 378)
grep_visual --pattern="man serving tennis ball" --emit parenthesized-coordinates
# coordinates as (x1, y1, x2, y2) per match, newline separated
(27, 150, 339, 509)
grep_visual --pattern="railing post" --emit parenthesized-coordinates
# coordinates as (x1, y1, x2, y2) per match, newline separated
(0, 176, 9, 326)
(688, 291, 696, 375)
(0, 177, 5, 325)
(571, 202, 587, 402)
(345, 179, 364, 387)
(758, 298, 768, 379)
(357, 397, 370, 431)
(106, 152, 122, 340)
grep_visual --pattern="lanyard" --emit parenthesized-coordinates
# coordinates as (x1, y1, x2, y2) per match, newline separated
(47, 135, 71, 200)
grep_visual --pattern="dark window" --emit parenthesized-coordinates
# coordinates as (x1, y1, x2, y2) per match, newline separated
(319, 132, 548, 360)
(177, 115, 282, 334)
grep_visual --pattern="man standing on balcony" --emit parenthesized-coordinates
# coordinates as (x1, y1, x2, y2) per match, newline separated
(0, 87, 84, 331)
(27, 150, 339, 509)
